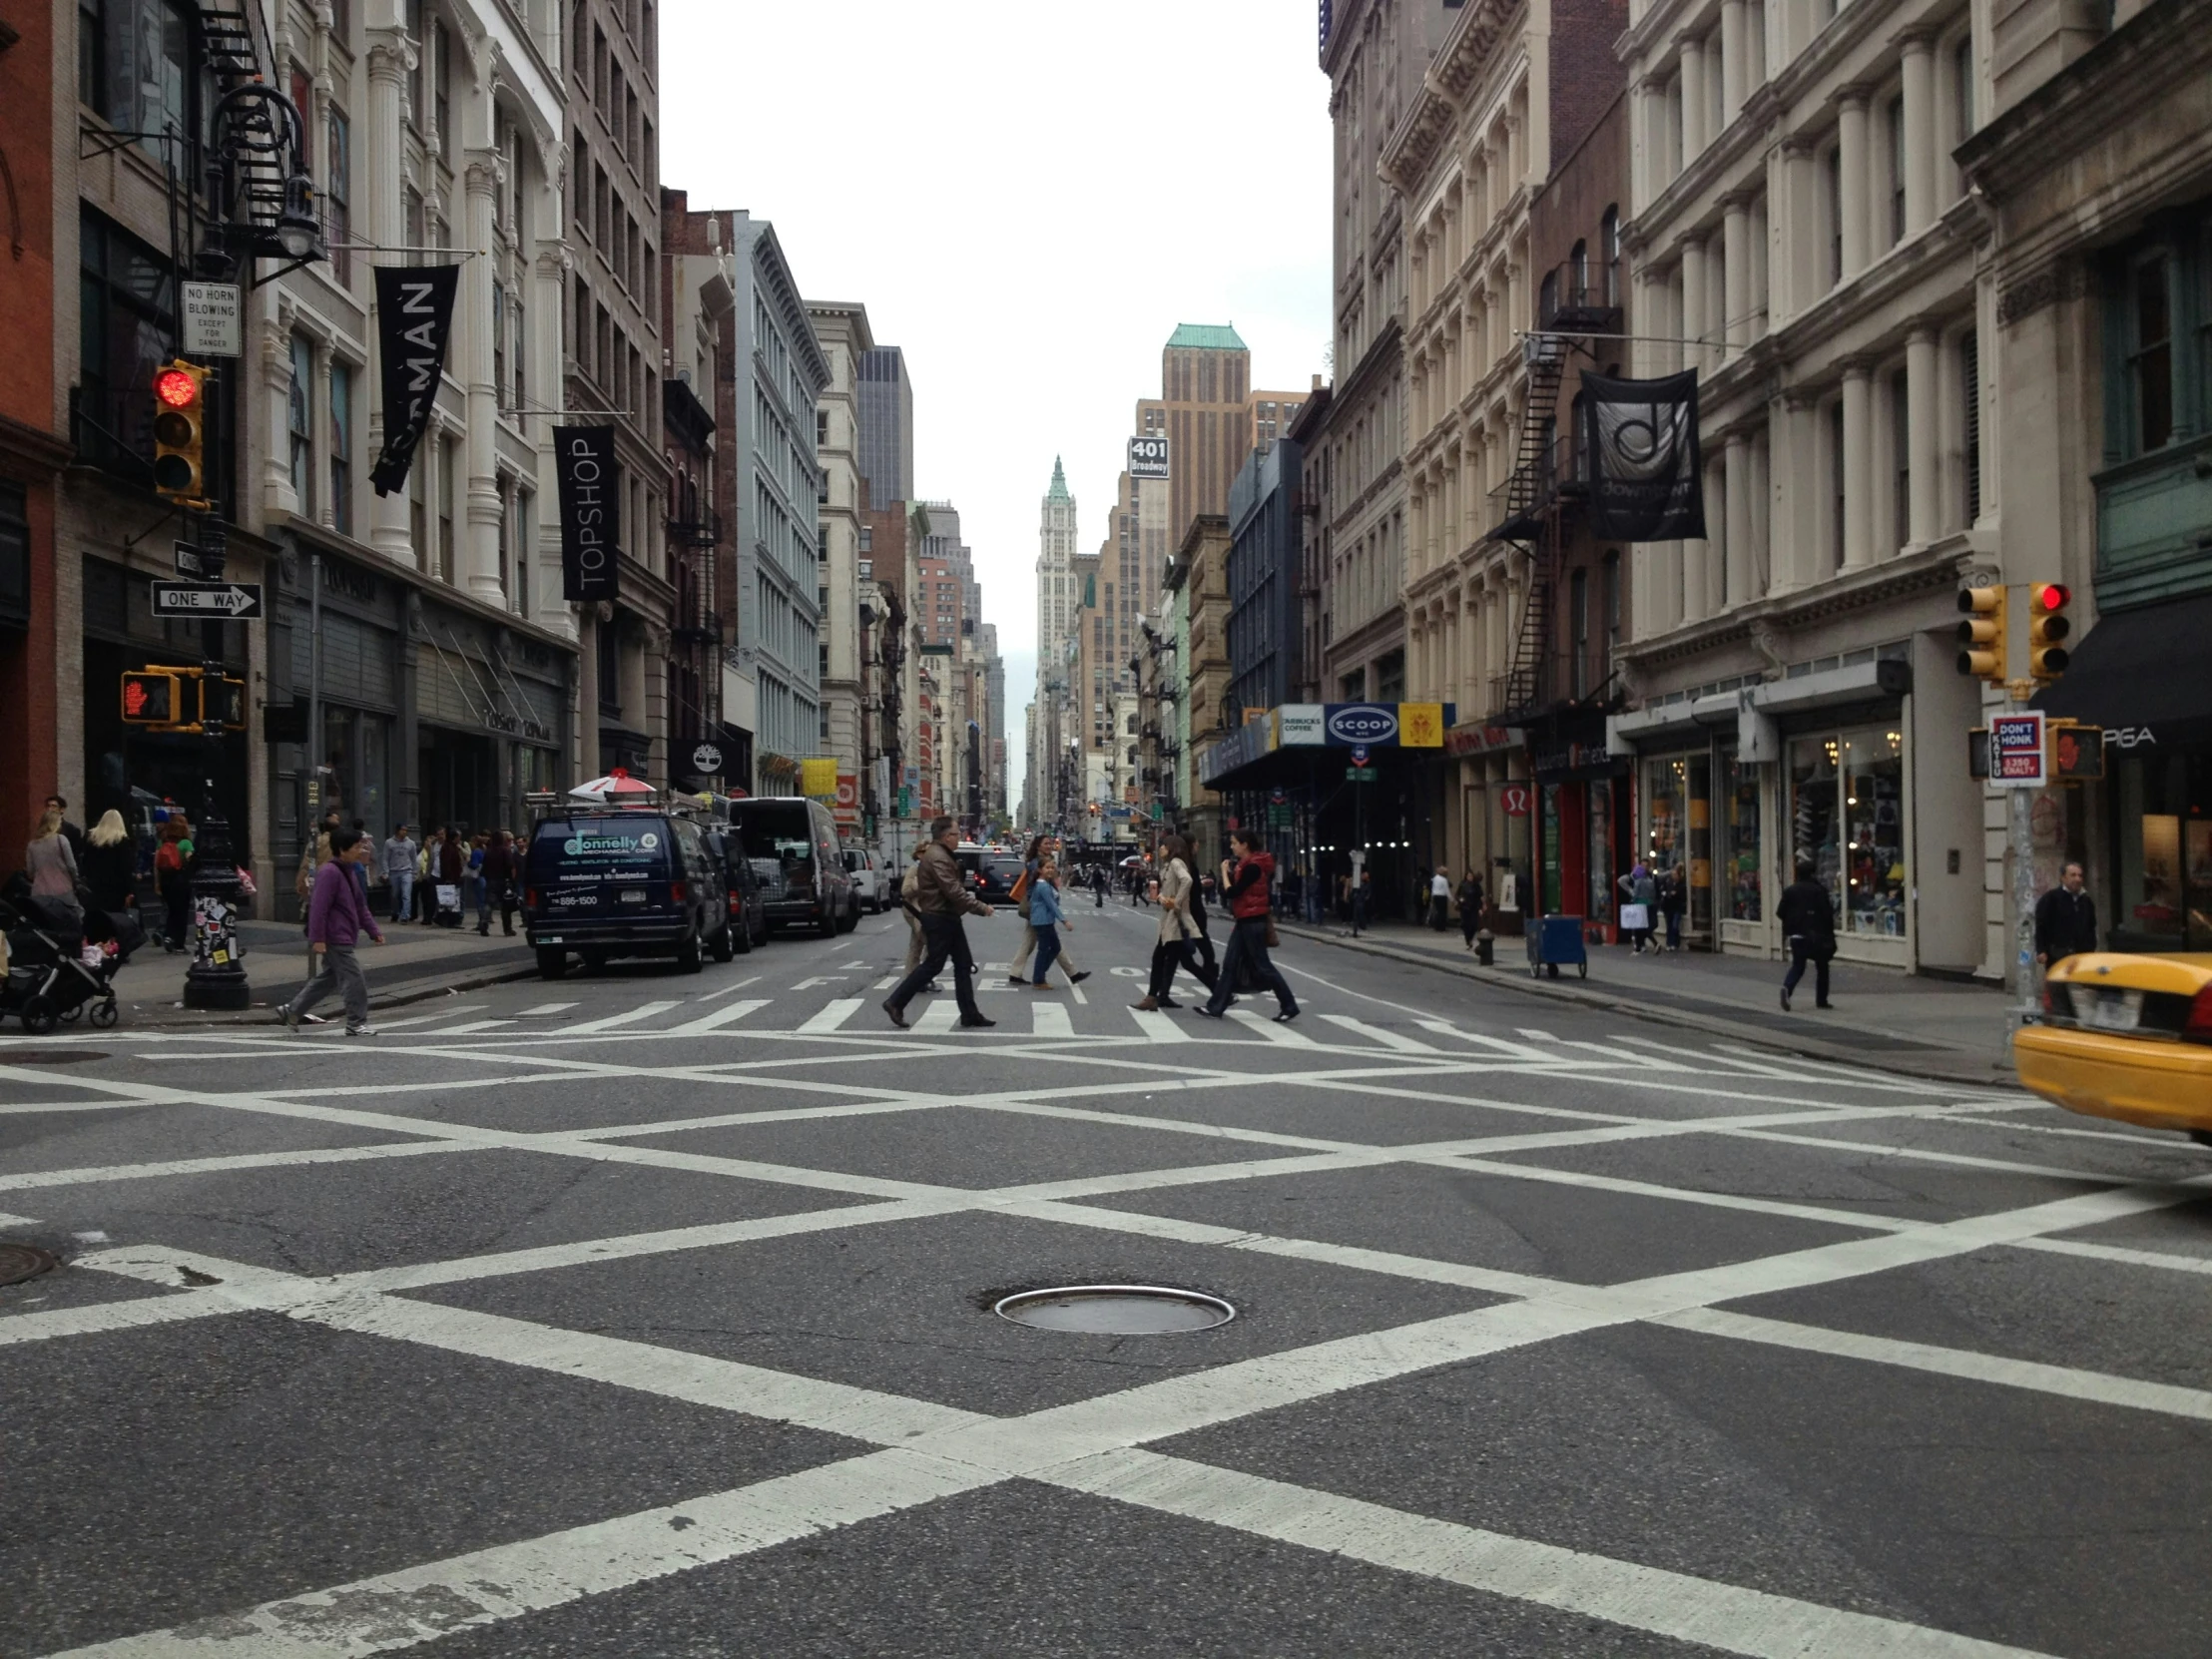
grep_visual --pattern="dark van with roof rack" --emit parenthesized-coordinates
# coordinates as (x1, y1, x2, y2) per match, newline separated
(523, 807, 731, 977)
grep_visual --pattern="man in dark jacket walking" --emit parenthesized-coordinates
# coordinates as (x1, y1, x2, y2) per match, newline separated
(882, 818, 997, 1029)
(1776, 858, 1837, 1011)
(2034, 862, 2099, 969)
(478, 830, 519, 936)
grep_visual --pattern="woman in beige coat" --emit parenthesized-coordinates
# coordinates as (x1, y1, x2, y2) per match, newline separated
(1133, 835, 1219, 1010)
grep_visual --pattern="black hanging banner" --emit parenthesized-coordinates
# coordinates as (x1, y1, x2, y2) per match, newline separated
(1581, 369, 1706, 541)
(555, 424, 620, 604)
(368, 264, 461, 496)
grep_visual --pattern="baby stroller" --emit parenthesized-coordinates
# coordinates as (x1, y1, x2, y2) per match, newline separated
(0, 881, 126, 1034)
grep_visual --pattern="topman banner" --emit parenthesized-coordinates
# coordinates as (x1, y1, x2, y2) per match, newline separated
(368, 264, 461, 496)
(555, 425, 619, 604)
(1581, 369, 1707, 541)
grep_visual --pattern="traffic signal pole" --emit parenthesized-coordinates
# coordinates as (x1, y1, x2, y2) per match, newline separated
(180, 519, 250, 1009)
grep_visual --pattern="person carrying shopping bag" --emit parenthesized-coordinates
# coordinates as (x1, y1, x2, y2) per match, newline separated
(278, 829, 385, 1036)
(1616, 861, 1657, 954)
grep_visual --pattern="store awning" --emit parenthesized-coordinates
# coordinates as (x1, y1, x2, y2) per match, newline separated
(2032, 593, 2212, 747)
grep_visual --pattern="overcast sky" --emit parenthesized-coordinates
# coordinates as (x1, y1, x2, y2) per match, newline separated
(663, 2, 1334, 811)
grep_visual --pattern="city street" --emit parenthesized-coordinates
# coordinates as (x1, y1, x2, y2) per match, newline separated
(5, 900, 2210, 1658)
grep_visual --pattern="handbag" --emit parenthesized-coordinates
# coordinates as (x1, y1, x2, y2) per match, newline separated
(1619, 902, 1650, 932)
(434, 882, 461, 911)
(1264, 915, 1280, 949)
(1008, 869, 1030, 903)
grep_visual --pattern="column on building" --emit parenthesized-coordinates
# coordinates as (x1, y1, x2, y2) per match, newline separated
(532, 240, 571, 633)
(1682, 236, 1708, 375)
(365, 30, 412, 563)
(1721, 0, 1748, 126)
(1838, 90, 1871, 280)
(462, 153, 503, 600)
(1906, 322, 1940, 548)
(1723, 195, 1750, 356)
(1901, 31, 1937, 240)
(1841, 357, 1874, 570)
(1725, 433, 1755, 608)
(1680, 36, 1707, 162)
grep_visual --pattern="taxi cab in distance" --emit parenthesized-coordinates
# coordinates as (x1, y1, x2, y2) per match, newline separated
(2013, 951, 2212, 1144)
(523, 810, 731, 978)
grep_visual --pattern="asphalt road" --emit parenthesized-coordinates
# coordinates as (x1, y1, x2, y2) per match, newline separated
(4, 892, 2210, 1658)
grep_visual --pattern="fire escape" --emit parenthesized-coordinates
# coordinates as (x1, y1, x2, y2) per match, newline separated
(1489, 260, 1621, 720)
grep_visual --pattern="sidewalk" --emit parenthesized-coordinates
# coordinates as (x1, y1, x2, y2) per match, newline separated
(114, 912, 537, 1030)
(1278, 916, 2016, 1086)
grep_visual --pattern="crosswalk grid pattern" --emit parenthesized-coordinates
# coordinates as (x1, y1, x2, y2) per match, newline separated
(0, 965, 2198, 1659)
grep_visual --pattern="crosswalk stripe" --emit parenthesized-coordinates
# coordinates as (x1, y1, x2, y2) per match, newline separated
(1415, 1022, 1563, 1063)
(552, 1000, 682, 1035)
(368, 1008, 484, 1030)
(429, 1019, 515, 1035)
(1130, 1008, 1189, 1044)
(668, 999, 770, 1035)
(1229, 1008, 1317, 1046)
(1321, 1014, 1436, 1053)
(515, 1001, 578, 1017)
(912, 999, 961, 1034)
(1030, 1003, 1074, 1038)
(798, 998, 862, 1034)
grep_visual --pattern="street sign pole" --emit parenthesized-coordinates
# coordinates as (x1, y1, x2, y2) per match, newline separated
(182, 511, 251, 1010)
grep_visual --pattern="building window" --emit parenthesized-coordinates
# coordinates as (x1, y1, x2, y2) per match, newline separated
(1890, 368, 1910, 548)
(326, 107, 351, 283)
(1952, 36, 1974, 139)
(1601, 549, 1621, 683)
(1887, 94, 1906, 246)
(78, 209, 177, 469)
(1828, 399, 1846, 570)
(1569, 239, 1588, 306)
(329, 359, 352, 535)
(1826, 145, 1843, 286)
(1570, 567, 1589, 699)
(287, 334, 314, 513)
(434, 23, 452, 163)
(438, 435, 456, 584)
(80, 0, 198, 161)
(2126, 251, 2175, 454)
(405, 0, 423, 128)
(1600, 207, 1620, 304)
(1960, 327, 1981, 523)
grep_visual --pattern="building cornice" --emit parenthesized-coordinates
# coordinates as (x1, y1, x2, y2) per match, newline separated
(1379, 0, 1528, 200)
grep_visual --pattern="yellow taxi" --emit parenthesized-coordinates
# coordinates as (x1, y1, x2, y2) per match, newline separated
(2013, 952, 2212, 1140)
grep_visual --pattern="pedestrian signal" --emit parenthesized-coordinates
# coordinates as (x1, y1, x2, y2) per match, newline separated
(152, 360, 209, 505)
(2050, 719, 2103, 782)
(1954, 584, 2005, 684)
(2027, 582, 2071, 682)
(121, 669, 183, 724)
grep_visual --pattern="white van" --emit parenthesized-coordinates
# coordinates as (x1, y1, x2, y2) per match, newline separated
(842, 846, 888, 913)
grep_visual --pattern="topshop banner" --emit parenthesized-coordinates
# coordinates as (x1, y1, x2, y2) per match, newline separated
(368, 265, 461, 496)
(555, 425, 619, 603)
(1581, 369, 1707, 541)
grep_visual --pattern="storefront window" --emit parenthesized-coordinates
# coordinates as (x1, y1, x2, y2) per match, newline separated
(1841, 728, 1906, 936)
(1643, 753, 1711, 937)
(1724, 752, 1762, 920)
(1540, 784, 1563, 914)
(1587, 782, 1613, 923)
(1790, 736, 1842, 918)
(2113, 751, 2212, 949)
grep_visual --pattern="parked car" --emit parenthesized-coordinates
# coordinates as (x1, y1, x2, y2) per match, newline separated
(727, 797, 857, 937)
(843, 847, 889, 913)
(523, 808, 730, 978)
(707, 827, 770, 952)
(2014, 951, 2212, 1142)
(956, 845, 1025, 906)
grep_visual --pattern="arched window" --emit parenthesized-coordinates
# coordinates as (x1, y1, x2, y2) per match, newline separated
(1600, 208, 1620, 304)
(1539, 270, 1559, 327)
(1570, 239, 1589, 306)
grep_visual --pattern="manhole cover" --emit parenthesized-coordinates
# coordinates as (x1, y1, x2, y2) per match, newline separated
(993, 1285, 1235, 1334)
(2, 1050, 109, 1065)
(0, 1244, 59, 1286)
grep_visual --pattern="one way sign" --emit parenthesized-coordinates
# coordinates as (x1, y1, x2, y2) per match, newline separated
(151, 581, 264, 620)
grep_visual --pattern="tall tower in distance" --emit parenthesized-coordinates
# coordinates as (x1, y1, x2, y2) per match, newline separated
(1033, 457, 1079, 827)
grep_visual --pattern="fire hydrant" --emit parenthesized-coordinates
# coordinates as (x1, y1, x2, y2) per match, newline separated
(1475, 928, 1495, 967)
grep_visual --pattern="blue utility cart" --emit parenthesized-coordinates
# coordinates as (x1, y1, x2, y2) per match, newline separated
(1526, 914, 1588, 979)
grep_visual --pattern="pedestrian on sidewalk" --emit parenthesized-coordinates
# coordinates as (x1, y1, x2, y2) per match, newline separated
(466, 832, 488, 925)
(279, 828, 385, 1037)
(155, 819, 192, 950)
(882, 817, 995, 1029)
(26, 807, 82, 934)
(417, 830, 442, 923)
(1351, 866, 1371, 937)
(1456, 869, 1485, 949)
(896, 843, 942, 992)
(1027, 854, 1071, 986)
(82, 811, 137, 917)
(1428, 866, 1452, 930)
(1197, 829, 1298, 1024)
(43, 795, 86, 865)
(2034, 861, 2099, 970)
(1658, 865, 1685, 951)
(1008, 835, 1088, 986)
(435, 828, 466, 927)
(1136, 834, 1218, 1010)
(1777, 858, 1837, 1011)
(1616, 861, 1657, 953)
(383, 825, 418, 923)
(478, 830, 519, 936)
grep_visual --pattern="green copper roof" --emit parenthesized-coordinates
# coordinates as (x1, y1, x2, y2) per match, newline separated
(1046, 456, 1070, 502)
(1166, 322, 1247, 351)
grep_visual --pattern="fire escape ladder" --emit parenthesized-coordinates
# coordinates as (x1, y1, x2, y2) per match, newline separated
(1504, 338, 1566, 519)
(196, 1, 289, 235)
(1503, 510, 1561, 717)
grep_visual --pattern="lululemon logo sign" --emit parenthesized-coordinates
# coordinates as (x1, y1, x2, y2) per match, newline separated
(1501, 784, 1532, 818)
(1327, 704, 1398, 746)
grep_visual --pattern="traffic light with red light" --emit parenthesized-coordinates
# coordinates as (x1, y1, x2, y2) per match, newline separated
(2027, 582, 2071, 682)
(151, 360, 208, 505)
(1955, 583, 2006, 684)
(120, 669, 183, 725)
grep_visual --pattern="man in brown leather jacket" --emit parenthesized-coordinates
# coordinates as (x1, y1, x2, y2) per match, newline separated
(882, 818, 996, 1029)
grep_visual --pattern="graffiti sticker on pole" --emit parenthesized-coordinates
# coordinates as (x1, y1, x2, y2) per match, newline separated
(1990, 712, 2047, 788)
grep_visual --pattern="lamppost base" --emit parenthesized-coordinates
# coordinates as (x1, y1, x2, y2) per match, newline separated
(183, 968, 253, 1011)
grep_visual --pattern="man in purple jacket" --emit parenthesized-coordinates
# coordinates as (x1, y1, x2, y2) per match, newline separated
(279, 828, 386, 1035)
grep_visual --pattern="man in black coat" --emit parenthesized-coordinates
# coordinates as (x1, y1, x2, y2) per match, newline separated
(2034, 862, 2099, 968)
(1776, 858, 1837, 1011)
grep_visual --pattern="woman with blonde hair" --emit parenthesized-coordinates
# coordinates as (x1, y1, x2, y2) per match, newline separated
(26, 807, 83, 929)
(82, 810, 138, 914)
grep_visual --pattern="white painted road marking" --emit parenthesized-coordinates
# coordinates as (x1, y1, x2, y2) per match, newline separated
(667, 998, 769, 1035)
(551, 1001, 682, 1035)
(1030, 1002, 1075, 1038)
(1129, 1008, 1189, 1044)
(797, 998, 862, 1034)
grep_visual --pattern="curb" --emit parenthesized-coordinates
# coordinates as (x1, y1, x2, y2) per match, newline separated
(1275, 922, 2014, 1090)
(124, 958, 541, 1031)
